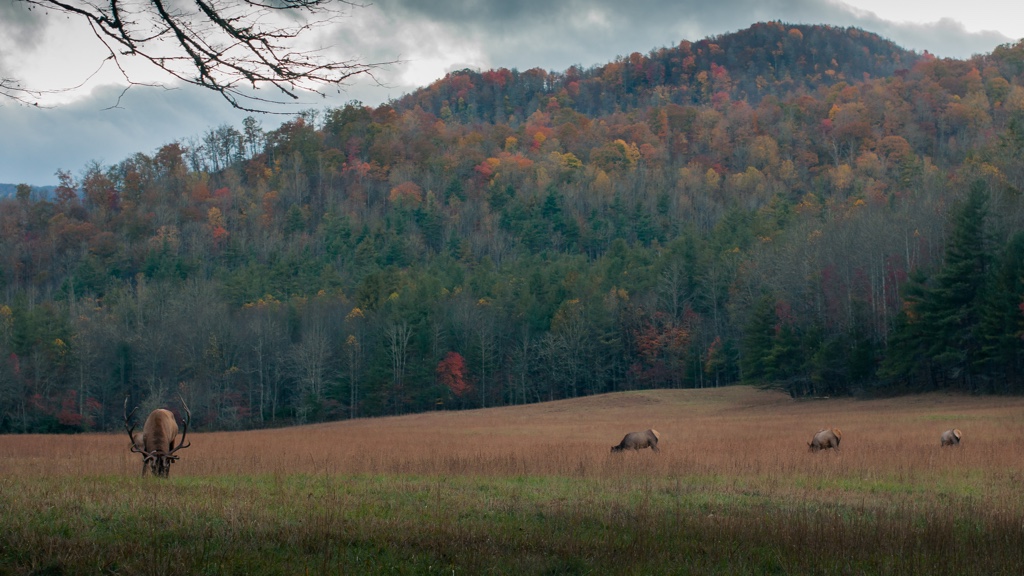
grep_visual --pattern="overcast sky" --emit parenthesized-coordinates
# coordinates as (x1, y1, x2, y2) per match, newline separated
(1, 0, 1022, 186)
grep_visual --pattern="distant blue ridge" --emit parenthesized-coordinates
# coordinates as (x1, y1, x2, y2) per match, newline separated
(0, 183, 56, 199)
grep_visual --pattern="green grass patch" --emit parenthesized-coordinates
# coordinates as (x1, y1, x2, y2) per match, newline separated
(1, 473, 1021, 575)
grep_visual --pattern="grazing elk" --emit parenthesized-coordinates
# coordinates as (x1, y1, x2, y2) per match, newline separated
(808, 428, 842, 452)
(611, 429, 661, 453)
(124, 396, 191, 478)
(940, 428, 963, 447)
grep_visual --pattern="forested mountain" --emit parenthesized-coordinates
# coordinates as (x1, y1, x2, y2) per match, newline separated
(396, 22, 920, 121)
(1, 22, 1023, 433)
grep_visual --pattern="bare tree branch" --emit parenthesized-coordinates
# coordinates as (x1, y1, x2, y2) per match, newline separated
(1, 56, 118, 108)
(0, 77, 44, 106)
(7, 0, 392, 111)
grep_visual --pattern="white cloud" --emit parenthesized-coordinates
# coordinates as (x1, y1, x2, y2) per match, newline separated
(838, 0, 1024, 40)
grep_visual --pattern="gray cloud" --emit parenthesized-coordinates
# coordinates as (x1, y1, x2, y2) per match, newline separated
(0, 0, 48, 48)
(0, 78, 396, 185)
(0, 0, 50, 76)
(0, 84, 249, 184)
(856, 17, 1012, 58)
(370, 0, 1011, 69)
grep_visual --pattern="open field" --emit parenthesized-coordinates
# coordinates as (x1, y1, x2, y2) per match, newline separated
(2, 386, 1024, 574)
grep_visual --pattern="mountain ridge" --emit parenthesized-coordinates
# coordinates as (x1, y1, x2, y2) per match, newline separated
(391, 22, 922, 122)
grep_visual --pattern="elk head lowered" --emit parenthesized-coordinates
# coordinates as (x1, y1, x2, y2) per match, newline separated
(124, 396, 191, 478)
(940, 428, 963, 447)
(808, 427, 842, 452)
(611, 429, 661, 453)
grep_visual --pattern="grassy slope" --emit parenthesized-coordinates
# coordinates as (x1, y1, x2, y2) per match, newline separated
(1, 387, 1023, 574)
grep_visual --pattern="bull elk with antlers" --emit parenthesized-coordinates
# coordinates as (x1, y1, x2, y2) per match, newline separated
(124, 396, 191, 478)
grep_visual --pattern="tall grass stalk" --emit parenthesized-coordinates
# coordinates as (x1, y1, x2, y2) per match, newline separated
(1, 387, 1022, 574)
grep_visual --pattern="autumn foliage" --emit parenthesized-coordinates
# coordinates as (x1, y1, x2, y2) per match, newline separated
(1, 23, 1023, 432)
(437, 352, 471, 398)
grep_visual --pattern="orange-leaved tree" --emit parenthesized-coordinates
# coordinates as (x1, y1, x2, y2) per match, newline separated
(436, 351, 471, 398)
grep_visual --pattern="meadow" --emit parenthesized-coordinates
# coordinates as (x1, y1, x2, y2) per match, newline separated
(2, 386, 1023, 575)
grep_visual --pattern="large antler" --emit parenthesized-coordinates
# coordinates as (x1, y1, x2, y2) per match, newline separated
(123, 396, 145, 455)
(169, 395, 192, 455)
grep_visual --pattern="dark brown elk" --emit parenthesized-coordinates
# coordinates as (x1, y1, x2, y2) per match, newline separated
(124, 396, 191, 478)
(611, 429, 660, 453)
(808, 428, 842, 452)
(940, 428, 962, 447)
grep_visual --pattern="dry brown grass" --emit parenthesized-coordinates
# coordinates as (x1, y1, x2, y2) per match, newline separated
(3, 386, 1021, 488)
(3, 386, 1023, 574)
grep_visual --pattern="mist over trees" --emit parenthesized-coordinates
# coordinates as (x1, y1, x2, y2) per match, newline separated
(2, 22, 1023, 433)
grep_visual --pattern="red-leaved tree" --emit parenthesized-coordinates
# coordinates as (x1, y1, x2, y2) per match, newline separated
(437, 352, 471, 398)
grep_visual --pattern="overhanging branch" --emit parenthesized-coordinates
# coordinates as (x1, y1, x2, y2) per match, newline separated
(8, 0, 394, 111)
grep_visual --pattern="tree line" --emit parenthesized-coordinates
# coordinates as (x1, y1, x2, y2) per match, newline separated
(1, 23, 1023, 432)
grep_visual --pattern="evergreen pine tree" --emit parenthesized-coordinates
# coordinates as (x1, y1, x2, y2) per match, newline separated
(740, 295, 777, 383)
(880, 265, 936, 388)
(976, 231, 1024, 392)
(884, 181, 990, 390)
(765, 322, 802, 382)
(924, 182, 990, 390)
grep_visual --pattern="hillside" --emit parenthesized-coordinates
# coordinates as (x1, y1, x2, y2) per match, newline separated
(394, 22, 921, 121)
(0, 23, 1022, 433)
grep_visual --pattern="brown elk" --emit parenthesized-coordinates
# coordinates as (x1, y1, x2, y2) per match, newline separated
(611, 429, 661, 453)
(940, 428, 963, 447)
(808, 427, 842, 452)
(124, 396, 191, 478)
